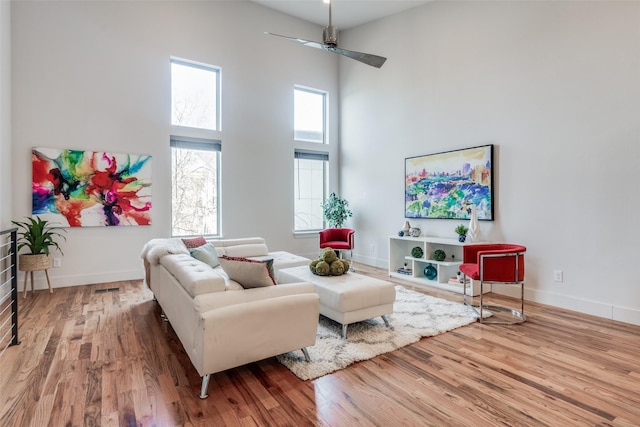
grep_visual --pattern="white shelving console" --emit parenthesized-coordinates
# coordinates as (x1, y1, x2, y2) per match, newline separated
(388, 235, 484, 296)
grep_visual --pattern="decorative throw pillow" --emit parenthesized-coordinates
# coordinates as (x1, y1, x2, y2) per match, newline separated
(263, 258, 275, 278)
(251, 256, 275, 278)
(218, 256, 276, 288)
(189, 243, 220, 268)
(182, 236, 207, 249)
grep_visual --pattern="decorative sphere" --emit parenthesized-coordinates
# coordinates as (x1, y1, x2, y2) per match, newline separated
(411, 246, 424, 258)
(330, 261, 345, 275)
(432, 249, 446, 261)
(398, 231, 405, 237)
(315, 261, 330, 276)
(321, 248, 338, 263)
(309, 250, 349, 276)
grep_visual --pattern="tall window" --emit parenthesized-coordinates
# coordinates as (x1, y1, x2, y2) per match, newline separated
(294, 87, 326, 143)
(294, 86, 328, 231)
(294, 150, 328, 231)
(171, 58, 220, 130)
(171, 137, 221, 236)
(171, 58, 221, 237)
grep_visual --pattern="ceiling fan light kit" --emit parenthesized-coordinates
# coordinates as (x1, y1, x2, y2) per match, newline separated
(265, 1, 387, 69)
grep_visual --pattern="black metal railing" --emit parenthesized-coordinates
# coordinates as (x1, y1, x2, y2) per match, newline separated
(0, 227, 19, 357)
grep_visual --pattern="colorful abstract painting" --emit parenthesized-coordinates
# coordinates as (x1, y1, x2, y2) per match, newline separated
(32, 147, 152, 227)
(405, 145, 493, 220)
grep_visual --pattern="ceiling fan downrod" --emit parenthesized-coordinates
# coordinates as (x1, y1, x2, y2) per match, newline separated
(323, 1, 338, 47)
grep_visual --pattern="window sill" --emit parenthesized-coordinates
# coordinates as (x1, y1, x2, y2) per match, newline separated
(293, 230, 320, 239)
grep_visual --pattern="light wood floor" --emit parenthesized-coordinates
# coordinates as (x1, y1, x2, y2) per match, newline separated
(1, 263, 640, 426)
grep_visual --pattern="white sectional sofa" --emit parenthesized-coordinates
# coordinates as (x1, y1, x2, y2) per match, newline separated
(141, 237, 318, 398)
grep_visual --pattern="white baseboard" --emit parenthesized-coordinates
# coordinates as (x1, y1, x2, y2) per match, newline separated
(368, 258, 640, 327)
(528, 288, 640, 326)
(466, 284, 640, 326)
(352, 254, 387, 269)
(17, 269, 144, 292)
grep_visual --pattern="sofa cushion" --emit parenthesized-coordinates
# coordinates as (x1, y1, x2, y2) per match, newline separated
(219, 255, 276, 288)
(190, 243, 220, 269)
(160, 254, 226, 297)
(193, 282, 316, 313)
(212, 237, 266, 247)
(222, 243, 269, 258)
(182, 236, 207, 249)
(254, 251, 310, 276)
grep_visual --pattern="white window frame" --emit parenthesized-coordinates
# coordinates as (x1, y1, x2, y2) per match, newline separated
(171, 57, 221, 131)
(294, 86, 327, 144)
(294, 149, 329, 232)
(170, 136, 222, 238)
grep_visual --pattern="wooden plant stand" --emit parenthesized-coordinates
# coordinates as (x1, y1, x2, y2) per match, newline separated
(18, 254, 53, 297)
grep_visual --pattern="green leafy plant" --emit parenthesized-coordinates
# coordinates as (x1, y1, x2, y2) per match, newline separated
(322, 192, 353, 228)
(11, 216, 67, 255)
(455, 224, 469, 236)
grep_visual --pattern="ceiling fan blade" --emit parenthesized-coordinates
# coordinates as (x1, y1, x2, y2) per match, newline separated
(327, 46, 387, 69)
(265, 32, 387, 69)
(264, 32, 325, 50)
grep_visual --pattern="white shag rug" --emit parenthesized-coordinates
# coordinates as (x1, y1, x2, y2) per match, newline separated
(277, 285, 481, 380)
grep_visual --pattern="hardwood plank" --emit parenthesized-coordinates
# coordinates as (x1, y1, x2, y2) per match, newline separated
(1, 266, 640, 426)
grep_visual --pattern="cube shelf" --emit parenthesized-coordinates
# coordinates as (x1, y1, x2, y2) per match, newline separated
(388, 235, 484, 296)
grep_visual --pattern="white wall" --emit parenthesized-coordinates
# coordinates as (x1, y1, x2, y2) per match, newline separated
(0, 0, 10, 229)
(340, 1, 640, 324)
(11, 1, 339, 288)
(11, 1, 640, 325)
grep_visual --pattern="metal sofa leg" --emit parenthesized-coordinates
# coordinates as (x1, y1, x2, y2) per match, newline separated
(381, 315, 390, 327)
(342, 324, 348, 339)
(200, 374, 211, 399)
(301, 348, 311, 362)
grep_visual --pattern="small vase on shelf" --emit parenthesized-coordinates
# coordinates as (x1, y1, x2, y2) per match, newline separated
(402, 221, 411, 235)
(454, 224, 468, 243)
(424, 264, 437, 280)
(468, 205, 480, 242)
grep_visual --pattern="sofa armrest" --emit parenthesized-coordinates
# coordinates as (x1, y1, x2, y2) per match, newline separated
(144, 257, 151, 287)
(193, 282, 316, 313)
(193, 292, 320, 376)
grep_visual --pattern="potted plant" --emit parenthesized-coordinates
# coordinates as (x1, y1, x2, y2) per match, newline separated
(322, 192, 353, 228)
(455, 224, 469, 242)
(12, 216, 67, 271)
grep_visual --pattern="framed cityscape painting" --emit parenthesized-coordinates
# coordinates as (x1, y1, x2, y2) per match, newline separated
(32, 147, 152, 227)
(405, 144, 494, 220)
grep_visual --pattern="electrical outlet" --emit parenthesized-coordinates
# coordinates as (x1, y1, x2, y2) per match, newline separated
(553, 270, 563, 282)
(53, 257, 62, 268)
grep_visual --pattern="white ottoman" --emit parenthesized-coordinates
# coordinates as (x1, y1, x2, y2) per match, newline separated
(278, 265, 396, 338)
(251, 251, 311, 280)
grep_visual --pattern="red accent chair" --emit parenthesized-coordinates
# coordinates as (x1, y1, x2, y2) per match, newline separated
(459, 243, 527, 324)
(319, 228, 355, 264)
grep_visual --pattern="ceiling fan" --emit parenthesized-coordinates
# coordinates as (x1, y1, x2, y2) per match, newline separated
(265, 1, 387, 69)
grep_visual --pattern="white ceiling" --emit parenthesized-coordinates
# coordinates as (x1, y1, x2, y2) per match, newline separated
(252, 0, 432, 29)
